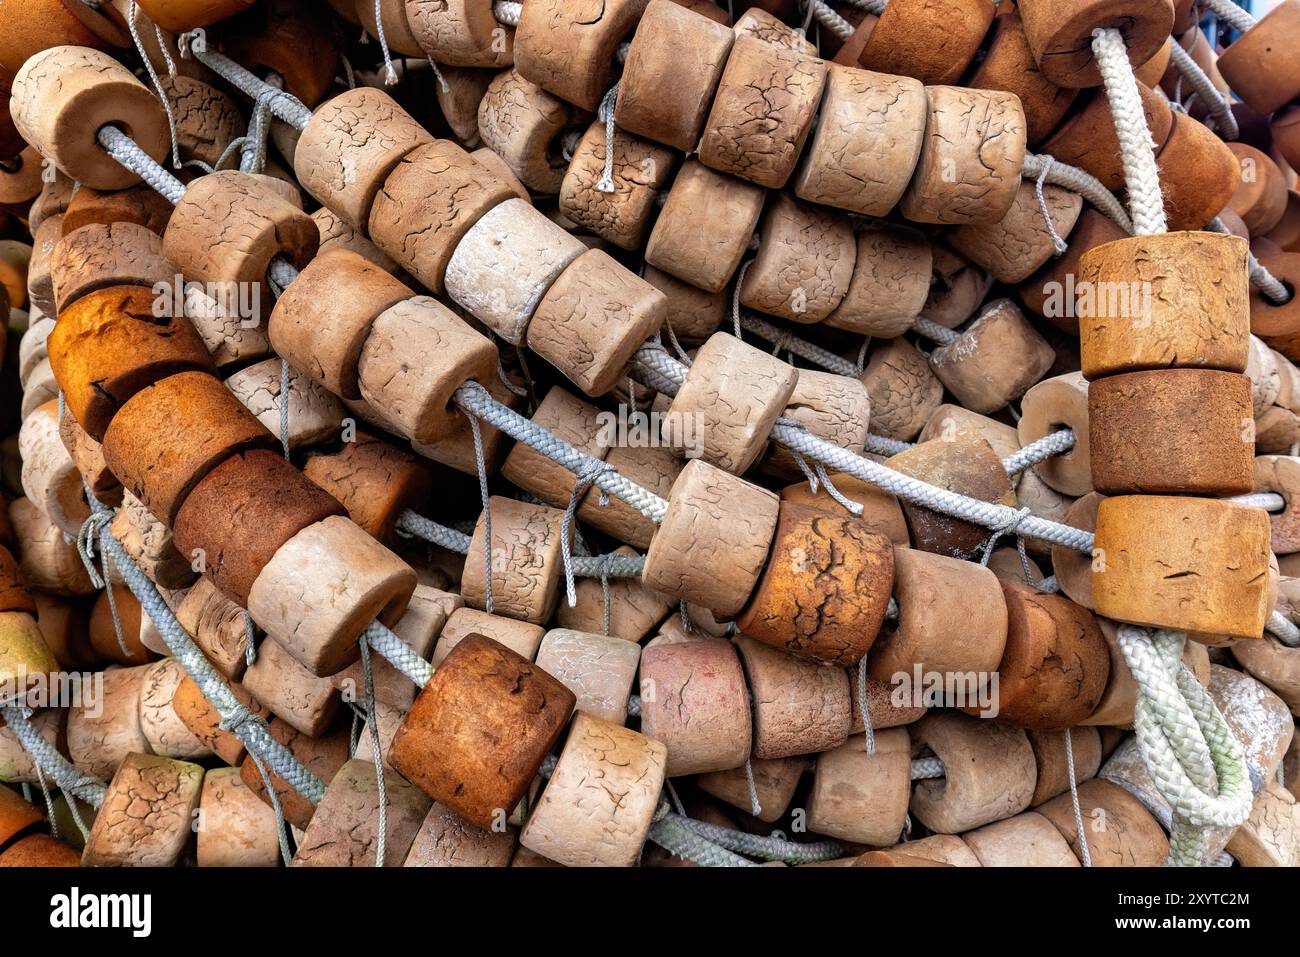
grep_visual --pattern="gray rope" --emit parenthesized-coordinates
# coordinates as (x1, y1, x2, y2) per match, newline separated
(96, 126, 186, 203)
(1064, 728, 1092, 867)
(596, 83, 620, 194)
(912, 316, 960, 345)
(493, 0, 521, 26)
(373, 0, 399, 85)
(571, 553, 644, 578)
(1003, 429, 1077, 476)
(127, 0, 182, 170)
(677, 816, 845, 863)
(1207, 218, 1292, 304)
(1031, 155, 1070, 255)
(1226, 491, 1285, 510)
(647, 807, 759, 867)
(1167, 40, 1239, 140)
(560, 462, 614, 608)
(743, 758, 763, 817)
(396, 510, 474, 553)
(1023, 153, 1134, 235)
(864, 433, 912, 456)
(467, 413, 495, 614)
(0, 708, 107, 807)
(910, 756, 944, 780)
(740, 314, 858, 376)
(1267, 610, 1300, 648)
(807, 0, 857, 40)
(186, 40, 314, 131)
(359, 635, 387, 866)
(363, 620, 434, 688)
(857, 656, 876, 755)
(455, 381, 669, 524)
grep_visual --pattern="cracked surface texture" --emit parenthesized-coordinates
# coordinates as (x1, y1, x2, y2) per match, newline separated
(741, 194, 854, 323)
(295, 88, 434, 229)
(225, 357, 346, 452)
(950, 181, 1082, 284)
(738, 503, 893, 666)
(461, 496, 564, 624)
(302, 431, 433, 542)
(1225, 781, 1299, 866)
(8, 498, 93, 595)
(50, 222, 172, 315)
(900, 85, 1026, 226)
(67, 664, 150, 781)
(807, 728, 910, 844)
(615, 0, 734, 150)
(1092, 495, 1272, 638)
(268, 248, 415, 399)
(534, 628, 641, 723)
(430, 607, 544, 667)
(828, 225, 931, 336)
(1088, 369, 1254, 494)
(502, 386, 611, 508)
(139, 657, 212, 759)
(1039, 779, 1168, 866)
(47, 283, 214, 443)
(11, 46, 168, 190)
(389, 634, 575, 828)
(527, 249, 667, 396)
(515, 0, 648, 112)
(238, 720, 350, 830)
(1078, 232, 1249, 379)
(644, 459, 779, 617)
(358, 295, 499, 442)
(163, 171, 319, 294)
(477, 69, 575, 195)
(445, 197, 585, 344)
(910, 712, 1036, 833)
(246, 515, 416, 676)
(667, 333, 798, 474)
(555, 546, 674, 642)
(403, 801, 517, 867)
(645, 160, 764, 293)
(158, 74, 242, 169)
(241, 635, 341, 737)
(764, 369, 870, 479)
(175, 578, 249, 680)
(409, 0, 513, 67)
(735, 635, 851, 758)
(560, 123, 678, 251)
(520, 712, 666, 867)
(1254, 455, 1300, 555)
(83, 752, 204, 866)
(796, 64, 925, 215)
(638, 637, 751, 775)
(643, 266, 726, 343)
(699, 36, 827, 189)
(196, 767, 280, 868)
(368, 140, 515, 293)
(312, 206, 399, 272)
(577, 444, 684, 550)
(859, 339, 943, 441)
(293, 759, 431, 867)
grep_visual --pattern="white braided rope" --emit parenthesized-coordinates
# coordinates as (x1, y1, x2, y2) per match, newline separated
(493, 1, 522, 27)
(187, 40, 314, 131)
(1092, 28, 1168, 236)
(808, 0, 856, 40)
(1200, 0, 1256, 33)
(740, 314, 858, 375)
(97, 126, 186, 203)
(912, 316, 961, 345)
(363, 621, 434, 688)
(910, 756, 944, 780)
(1166, 40, 1239, 140)
(1003, 429, 1077, 476)
(1023, 153, 1134, 235)
(1117, 626, 1253, 866)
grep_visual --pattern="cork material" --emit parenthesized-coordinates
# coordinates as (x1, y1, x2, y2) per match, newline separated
(533, 629, 641, 724)
(157, 74, 243, 168)
(1092, 495, 1273, 638)
(134, 0, 256, 31)
(88, 586, 153, 665)
(444, 197, 586, 345)
(1020, 209, 1128, 331)
(615, 0, 734, 151)
(554, 546, 674, 642)
(0, 547, 36, 617)
(950, 181, 1083, 284)
(1208, 665, 1294, 786)
(1084, 617, 1208, 727)
(294, 88, 433, 229)
(10, 46, 167, 190)
(293, 759, 431, 867)
(172, 673, 269, 766)
(1088, 369, 1254, 495)
(858, 338, 944, 441)
(740, 194, 855, 323)
(667, 333, 797, 475)
(969, 582, 1109, 729)
(19, 400, 90, 538)
(460, 496, 564, 624)
(7, 498, 95, 597)
(47, 284, 214, 443)
(638, 637, 752, 775)
(577, 445, 684, 550)
(1077, 232, 1250, 379)
(195, 767, 278, 867)
(239, 720, 350, 830)
(357, 0, 425, 55)
(527, 249, 667, 396)
(1027, 726, 1103, 806)
(1217, 0, 1300, 113)
(1226, 781, 1299, 867)
(403, 801, 517, 867)
(1226, 143, 1288, 235)
(734, 636, 851, 758)
(163, 170, 319, 297)
(173, 450, 344, 607)
(1017, 0, 1173, 87)
(429, 607, 545, 667)
(1039, 778, 1169, 866)
(642, 267, 725, 343)
(82, 753, 204, 866)
(240, 636, 340, 737)
(58, 407, 120, 504)
(302, 432, 433, 544)
(967, 4, 1077, 143)
(67, 665, 151, 782)
(224, 358, 346, 453)
(0, 611, 59, 709)
(390, 635, 575, 827)
(1017, 373, 1092, 497)
(868, 548, 1009, 685)
(48, 221, 170, 315)
(219, 0, 340, 106)
(1155, 112, 1239, 232)
(137, 657, 211, 761)
(699, 756, 807, 824)
(408, 0, 513, 67)
(0, 833, 81, 867)
(476, 70, 577, 195)
(762, 370, 870, 479)
(102, 370, 277, 526)
(782, 473, 910, 546)
(246, 515, 416, 676)
(172, 579, 246, 680)
(856, 0, 994, 84)
(358, 296, 499, 442)
(312, 206, 399, 272)
(559, 123, 678, 251)
(0, 0, 128, 76)
(699, 36, 827, 189)
(807, 729, 910, 845)
(269, 250, 415, 400)
(369, 140, 515, 294)
(931, 299, 1056, 414)
(963, 811, 1080, 867)
(885, 433, 1019, 558)
(502, 387, 612, 508)
(910, 712, 1037, 833)
(826, 223, 932, 337)
(411, 373, 522, 477)
(1255, 456, 1300, 555)
(854, 835, 980, 867)
(644, 460, 779, 617)
(1250, 252, 1300, 361)
(737, 502, 893, 666)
